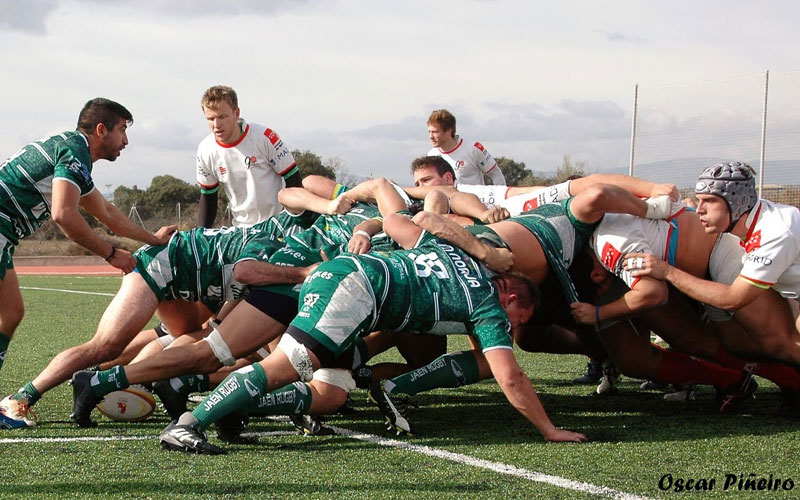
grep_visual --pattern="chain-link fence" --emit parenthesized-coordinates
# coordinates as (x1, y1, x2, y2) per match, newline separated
(630, 70, 800, 207)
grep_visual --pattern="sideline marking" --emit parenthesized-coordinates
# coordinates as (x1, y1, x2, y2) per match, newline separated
(19, 286, 115, 297)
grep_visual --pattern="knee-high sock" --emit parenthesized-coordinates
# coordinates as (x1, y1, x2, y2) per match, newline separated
(385, 351, 481, 396)
(242, 382, 313, 416)
(655, 347, 741, 387)
(712, 346, 800, 390)
(90, 366, 130, 398)
(192, 363, 267, 430)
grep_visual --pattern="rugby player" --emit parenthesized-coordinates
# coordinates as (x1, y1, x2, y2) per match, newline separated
(426, 109, 505, 185)
(196, 85, 301, 228)
(0, 98, 176, 424)
(158, 214, 591, 455)
(626, 162, 800, 371)
(0, 210, 315, 428)
(66, 183, 413, 427)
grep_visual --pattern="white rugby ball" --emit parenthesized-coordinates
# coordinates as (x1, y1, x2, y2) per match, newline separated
(96, 385, 157, 422)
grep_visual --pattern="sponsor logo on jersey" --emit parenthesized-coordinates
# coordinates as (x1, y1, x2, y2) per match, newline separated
(455, 160, 464, 171)
(218, 165, 227, 175)
(264, 128, 280, 145)
(474, 142, 485, 152)
(30, 202, 47, 220)
(601, 242, 622, 270)
(742, 230, 762, 252)
(206, 285, 222, 299)
(523, 193, 548, 212)
(245, 155, 258, 169)
(745, 253, 772, 266)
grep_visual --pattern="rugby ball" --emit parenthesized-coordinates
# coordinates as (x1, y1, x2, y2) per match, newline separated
(96, 385, 157, 422)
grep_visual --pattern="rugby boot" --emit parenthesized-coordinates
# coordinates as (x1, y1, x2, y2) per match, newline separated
(717, 373, 758, 413)
(152, 379, 189, 422)
(368, 381, 417, 435)
(289, 414, 335, 436)
(573, 360, 602, 384)
(160, 418, 226, 455)
(0, 396, 37, 428)
(69, 370, 99, 427)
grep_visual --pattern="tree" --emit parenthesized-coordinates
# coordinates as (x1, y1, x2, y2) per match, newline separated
(293, 149, 336, 179)
(554, 155, 588, 182)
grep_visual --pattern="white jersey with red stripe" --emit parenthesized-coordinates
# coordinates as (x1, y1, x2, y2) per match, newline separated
(455, 180, 571, 215)
(737, 199, 800, 298)
(196, 119, 297, 227)
(427, 135, 503, 185)
(591, 212, 677, 289)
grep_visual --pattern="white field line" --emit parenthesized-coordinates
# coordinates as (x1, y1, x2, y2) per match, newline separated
(19, 286, 115, 297)
(328, 424, 654, 500)
(0, 419, 653, 500)
(11, 287, 653, 500)
(0, 430, 293, 444)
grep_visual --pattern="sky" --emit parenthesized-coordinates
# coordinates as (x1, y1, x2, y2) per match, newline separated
(1, 0, 799, 193)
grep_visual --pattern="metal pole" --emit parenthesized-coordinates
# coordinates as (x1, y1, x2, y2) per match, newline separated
(758, 70, 769, 198)
(629, 83, 639, 176)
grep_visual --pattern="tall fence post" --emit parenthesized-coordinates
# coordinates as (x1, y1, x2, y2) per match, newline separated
(629, 83, 639, 177)
(758, 70, 769, 197)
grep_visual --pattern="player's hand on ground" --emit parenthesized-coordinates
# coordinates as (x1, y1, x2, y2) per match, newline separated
(484, 246, 514, 272)
(651, 183, 679, 202)
(623, 252, 666, 279)
(480, 207, 510, 224)
(153, 225, 177, 244)
(328, 195, 353, 215)
(109, 248, 136, 273)
(347, 233, 372, 254)
(544, 429, 589, 443)
(569, 302, 597, 325)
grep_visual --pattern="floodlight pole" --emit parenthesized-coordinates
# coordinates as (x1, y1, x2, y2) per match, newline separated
(758, 70, 769, 198)
(629, 83, 638, 177)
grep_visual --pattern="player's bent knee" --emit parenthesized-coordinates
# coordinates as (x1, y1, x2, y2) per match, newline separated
(203, 326, 236, 366)
(277, 334, 315, 382)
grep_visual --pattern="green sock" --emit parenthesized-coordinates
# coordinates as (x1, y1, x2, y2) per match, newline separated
(0, 332, 10, 371)
(91, 366, 130, 398)
(192, 363, 267, 430)
(385, 351, 481, 396)
(12, 382, 41, 406)
(245, 382, 313, 416)
(167, 374, 210, 397)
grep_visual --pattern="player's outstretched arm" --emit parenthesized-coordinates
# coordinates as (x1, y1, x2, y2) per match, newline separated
(279, 187, 353, 215)
(79, 188, 176, 245)
(570, 277, 668, 325)
(569, 173, 678, 201)
(449, 192, 509, 223)
(484, 348, 587, 442)
(410, 211, 513, 272)
(625, 252, 763, 310)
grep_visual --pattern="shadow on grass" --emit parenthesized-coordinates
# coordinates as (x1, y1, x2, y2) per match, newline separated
(1, 479, 494, 497)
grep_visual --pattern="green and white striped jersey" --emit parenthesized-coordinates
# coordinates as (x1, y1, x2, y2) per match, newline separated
(0, 131, 95, 243)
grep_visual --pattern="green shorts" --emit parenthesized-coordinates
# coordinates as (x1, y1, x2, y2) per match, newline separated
(0, 233, 15, 281)
(134, 241, 243, 313)
(512, 198, 598, 303)
(289, 256, 385, 358)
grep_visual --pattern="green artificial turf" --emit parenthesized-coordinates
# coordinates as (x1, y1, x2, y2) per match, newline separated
(0, 275, 798, 499)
